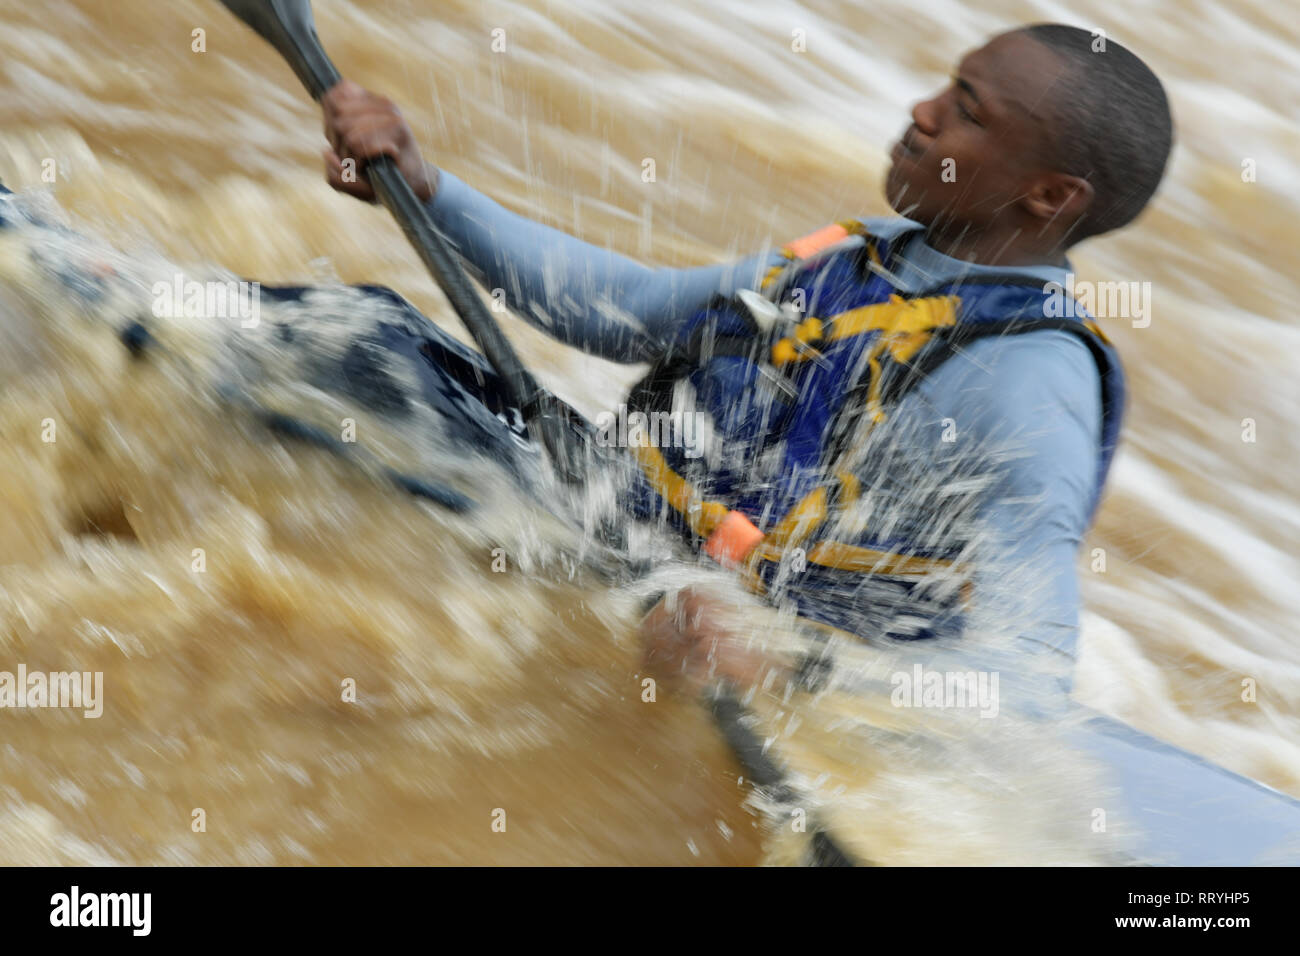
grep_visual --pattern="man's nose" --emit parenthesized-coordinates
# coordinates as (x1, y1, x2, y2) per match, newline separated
(911, 95, 942, 137)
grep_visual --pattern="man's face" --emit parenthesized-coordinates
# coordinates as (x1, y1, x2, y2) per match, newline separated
(885, 31, 1066, 235)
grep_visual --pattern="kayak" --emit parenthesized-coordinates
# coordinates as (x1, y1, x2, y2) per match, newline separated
(2, 185, 1297, 866)
(1068, 711, 1300, 865)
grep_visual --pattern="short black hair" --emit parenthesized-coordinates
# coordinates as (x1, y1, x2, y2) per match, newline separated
(1018, 24, 1174, 241)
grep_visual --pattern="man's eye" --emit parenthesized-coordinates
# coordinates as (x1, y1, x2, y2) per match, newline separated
(956, 101, 982, 126)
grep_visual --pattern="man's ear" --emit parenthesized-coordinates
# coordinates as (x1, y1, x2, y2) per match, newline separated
(1023, 172, 1094, 227)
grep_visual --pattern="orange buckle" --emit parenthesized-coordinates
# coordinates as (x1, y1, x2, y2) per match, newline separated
(785, 223, 849, 260)
(704, 510, 766, 568)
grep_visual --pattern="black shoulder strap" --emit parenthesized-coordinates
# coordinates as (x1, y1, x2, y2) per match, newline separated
(625, 293, 772, 414)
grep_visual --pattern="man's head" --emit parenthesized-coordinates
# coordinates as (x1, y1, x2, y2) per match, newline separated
(884, 24, 1173, 262)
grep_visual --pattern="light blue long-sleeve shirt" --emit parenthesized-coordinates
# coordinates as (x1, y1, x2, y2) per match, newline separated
(427, 170, 1104, 693)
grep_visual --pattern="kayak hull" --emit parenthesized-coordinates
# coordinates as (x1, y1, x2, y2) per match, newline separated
(1069, 710, 1300, 865)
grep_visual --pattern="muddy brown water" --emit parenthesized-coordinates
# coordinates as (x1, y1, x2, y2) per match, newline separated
(0, 0, 1297, 864)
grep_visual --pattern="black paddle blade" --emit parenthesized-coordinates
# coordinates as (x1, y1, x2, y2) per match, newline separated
(218, 0, 341, 99)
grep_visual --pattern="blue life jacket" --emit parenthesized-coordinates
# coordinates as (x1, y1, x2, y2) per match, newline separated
(622, 220, 1126, 641)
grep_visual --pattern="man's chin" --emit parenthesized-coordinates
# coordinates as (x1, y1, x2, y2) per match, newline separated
(883, 168, 911, 216)
(884, 170, 932, 224)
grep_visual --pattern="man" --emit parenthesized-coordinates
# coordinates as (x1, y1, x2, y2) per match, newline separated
(319, 23, 1172, 705)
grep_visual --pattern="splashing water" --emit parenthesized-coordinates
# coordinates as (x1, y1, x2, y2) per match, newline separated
(0, 0, 1297, 864)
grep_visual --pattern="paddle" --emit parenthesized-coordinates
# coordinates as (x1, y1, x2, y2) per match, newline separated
(215, 0, 855, 866)
(215, 0, 591, 485)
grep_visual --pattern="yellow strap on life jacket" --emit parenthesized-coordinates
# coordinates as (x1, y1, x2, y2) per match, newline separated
(750, 485, 828, 568)
(770, 294, 960, 368)
(759, 263, 786, 293)
(746, 470, 952, 579)
(629, 438, 768, 579)
(833, 294, 961, 355)
(629, 440, 730, 541)
(835, 470, 860, 503)
(805, 540, 956, 577)
(769, 316, 825, 365)
(745, 470, 862, 575)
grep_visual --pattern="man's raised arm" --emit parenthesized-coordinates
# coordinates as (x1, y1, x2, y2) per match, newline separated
(321, 81, 779, 362)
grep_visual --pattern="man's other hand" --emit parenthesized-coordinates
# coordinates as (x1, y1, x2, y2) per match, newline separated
(639, 587, 776, 692)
